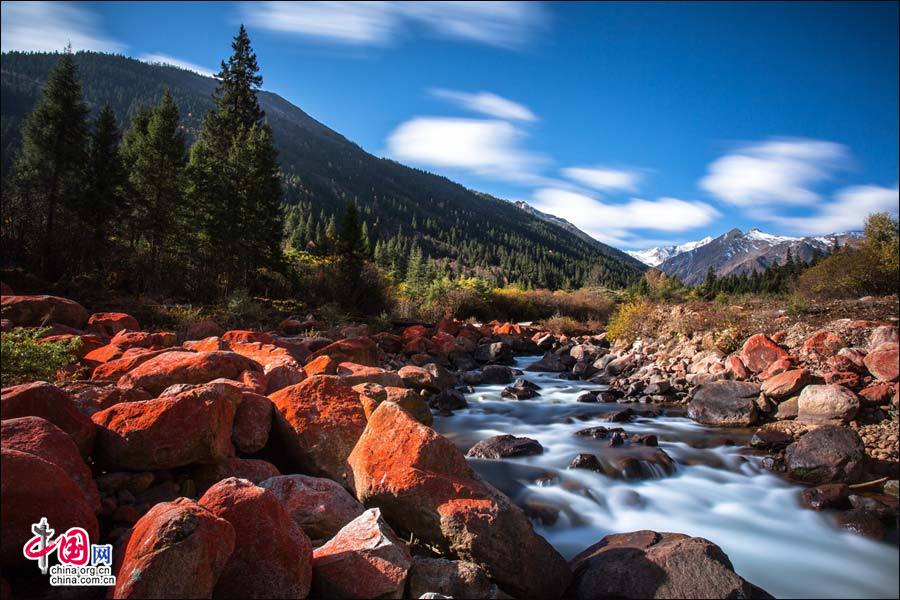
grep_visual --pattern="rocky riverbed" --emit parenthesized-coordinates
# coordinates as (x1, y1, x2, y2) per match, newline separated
(1, 292, 897, 599)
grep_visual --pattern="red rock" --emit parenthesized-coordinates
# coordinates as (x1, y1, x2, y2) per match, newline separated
(0, 295, 88, 328)
(1, 416, 100, 512)
(112, 498, 234, 599)
(260, 474, 365, 541)
(183, 336, 226, 352)
(759, 357, 794, 380)
(1, 382, 95, 456)
(725, 356, 750, 380)
(858, 383, 897, 405)
(278, 318, 305, 335)
(863, 342, 899, 382)
(436, 318, 461, 336)
(869, 325, 899, 349)
(1, 447, 99, 568)
(402, 324, 430, 341)
(312, 508, 411, 599)
(770, 330, 787, 344)
(760, 369, 820, 399)
(824, 371, 861, 389)
(117, 351, 263, 396)
(398, 365, 439, 390)
(38, 333, 104, 358)
(407, 557, 501, 600)
(353, 383, 433, 426)
(92, 383, 238, 470)
(307, 337, 379, 367)
(304, 354, 339, 377)
(91, 347, 178, 381)
(802, 330, 845, 359)
(61, 382, 152, 416)
(403, 336, 439, 356)
(221, 329, 274, 345)
(269, 376, 366, 485)
(827, 354, 865, 374)
(86, 312, 140, 337)
(337, 362, 403, 387)
(495, 322, 523, 335)
(183, 319, 224, 341)
(373, 332, 403, 353)
(741, 334, 789, 373)
(199, 478, 312, 599)
(232, 392, 272, 454)
(191, 458, 280, 494)
(110, 330, 177, 350)
(349, 402, 570, 599)
(83, 343, 126, 365)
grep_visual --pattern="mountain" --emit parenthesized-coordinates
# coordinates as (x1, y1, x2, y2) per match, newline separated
(511, 200, 614, 251)
(0, 51, 645, 289)
(626, 236, 715, 267)
(657, 227, 861, 285)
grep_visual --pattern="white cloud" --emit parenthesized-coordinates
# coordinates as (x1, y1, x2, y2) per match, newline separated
(242, 1, 545, 49)
(139, 53, 216, 78)
(430, 88, 537, 122)
(385, 117, 547, 183)
(1, 1, 124, 53)
(528, 188, 720, 247)
(762, 184, 899, 235)
(699, 137, 849, 206)
(562, 166, 642, 192)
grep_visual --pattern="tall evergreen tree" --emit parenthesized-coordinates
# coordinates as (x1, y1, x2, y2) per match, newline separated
(4, 48, 89, 278)
(187, 25, 283, 295)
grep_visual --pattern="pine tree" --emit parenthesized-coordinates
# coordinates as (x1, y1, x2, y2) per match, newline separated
(187, 25, 283, 295)
(81, 104, 126, 268)
(5, 48, 89, 278)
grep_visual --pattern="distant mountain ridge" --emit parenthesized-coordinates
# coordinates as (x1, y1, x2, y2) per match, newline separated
(626, 236, 715, 267)
(0, 51, 645, 289)
(652, 227, 861, 285)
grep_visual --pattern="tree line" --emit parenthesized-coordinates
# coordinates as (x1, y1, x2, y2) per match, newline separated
(1, 28, 283, 301)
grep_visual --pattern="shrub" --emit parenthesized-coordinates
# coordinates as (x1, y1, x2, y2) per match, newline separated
(1, 327, 80, 386)
(543, 313, 585, 335)
(224, 289, 266, 326)
(606, 298, 655, 342)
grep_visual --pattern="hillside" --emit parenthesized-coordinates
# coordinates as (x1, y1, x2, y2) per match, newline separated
(657, 227, 861, 285)
(0, 51, 645, 290)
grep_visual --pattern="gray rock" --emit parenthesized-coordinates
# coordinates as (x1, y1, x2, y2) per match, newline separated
(687, 381, 760, 426)
(785, 425, 866, 483)
(466, 435, 543, 459)
(797, 385, 860, 423)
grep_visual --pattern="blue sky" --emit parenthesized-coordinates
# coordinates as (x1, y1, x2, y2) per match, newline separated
(2, 1, 898, 250)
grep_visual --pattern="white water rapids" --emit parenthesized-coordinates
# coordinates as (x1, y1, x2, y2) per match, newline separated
(432, 356, 899, 599)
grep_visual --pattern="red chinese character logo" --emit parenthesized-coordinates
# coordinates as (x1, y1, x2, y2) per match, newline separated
(56, 528, 90, 566)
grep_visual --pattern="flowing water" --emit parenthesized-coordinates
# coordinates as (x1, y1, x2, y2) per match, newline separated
(433, 356, 900, 599)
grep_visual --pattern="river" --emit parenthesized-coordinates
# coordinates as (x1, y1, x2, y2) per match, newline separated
(432, 356, 900, 599)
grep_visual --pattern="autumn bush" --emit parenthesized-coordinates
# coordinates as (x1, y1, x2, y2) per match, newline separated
(1, 327, 81, 386)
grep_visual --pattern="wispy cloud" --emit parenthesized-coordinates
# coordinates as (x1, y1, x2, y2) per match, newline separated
(242, 1, 545, 49)
(430, 88, 537, 122)
(528, 188, 720, 247)
(139, 53, 217, 78)
(760, 184, 899, 235)
(699, 137, 849, 206)
(562, 166, 642, 193)
(386, 117, 548, 184)
(1, 1, 124, 53)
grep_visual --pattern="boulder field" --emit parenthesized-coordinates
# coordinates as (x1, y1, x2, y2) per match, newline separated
(2, 292, 895, 597)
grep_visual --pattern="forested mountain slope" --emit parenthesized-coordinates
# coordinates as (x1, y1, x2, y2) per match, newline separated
(1, 51, 644, 289)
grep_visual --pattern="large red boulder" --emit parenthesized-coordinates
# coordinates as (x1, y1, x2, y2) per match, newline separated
(304, 355, 338, 377)
(59, 382, 152, 416)
(112, 498, 234, 599)
(864, 342, 899, 382)
(91, 347, 179, 381)
(337, 362, 404, 387)
(217, 341, 307, 393)
(269, 376, 366, 486)
(232, 392, 272, 454)
(117, 351, 263, 396)
(1, 382, 95, 456)
(191, 458, 280, 494)
(312, 508, 411, 599)
(349, 402, 570, 599)
(307, 337, 379, 367)
(91, 383, 238, 470)
(199, 478, 312, 599)
(1, 416, 100, 512)
(740, 334, 788, 373)
(38, 333, 104, 358)
(801, 330, 845, 359)
(566, 530, 768, 599)
(221, 330, 275, 345)
(260, 474, 365, 541)
(0, 295, 88, 329)
(1, 447, 99, 568)
(353, 383, 433, 426)
(86, 312, 140, 337)
(183, 320, 224, 341)
(110, 330, 177, 350)
(760, 369, 820, 400)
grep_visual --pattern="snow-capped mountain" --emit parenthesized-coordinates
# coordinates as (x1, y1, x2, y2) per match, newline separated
(655, 228, 861, 285)
(626, 236, 715, 267)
